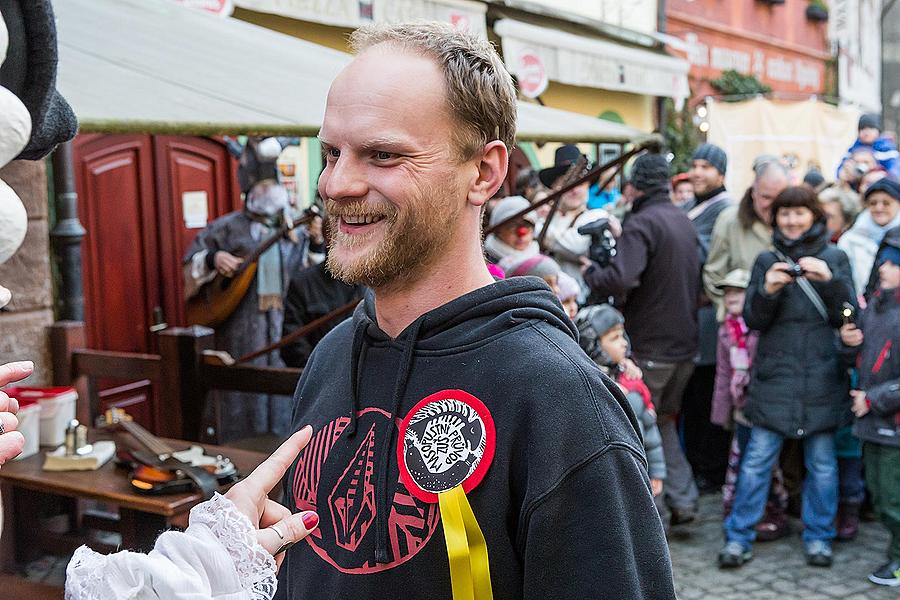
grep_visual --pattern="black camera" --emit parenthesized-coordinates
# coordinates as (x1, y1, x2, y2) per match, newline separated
(786, 263, 806, 278)
(578, 218, 617, 267)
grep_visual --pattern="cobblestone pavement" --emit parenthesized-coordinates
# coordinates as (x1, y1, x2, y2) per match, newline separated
(668, 493, 897, 599)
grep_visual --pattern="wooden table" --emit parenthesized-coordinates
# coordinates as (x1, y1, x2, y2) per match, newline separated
(0, 432, 266, 571)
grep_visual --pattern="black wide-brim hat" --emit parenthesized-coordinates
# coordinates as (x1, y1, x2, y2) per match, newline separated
(538, 144, 593, 188)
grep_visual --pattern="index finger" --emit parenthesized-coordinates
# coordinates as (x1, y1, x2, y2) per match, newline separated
(0, 361, 34, 388)
(242, 426, 313, 494)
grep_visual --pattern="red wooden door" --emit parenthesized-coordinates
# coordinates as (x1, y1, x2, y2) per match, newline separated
(75, 134, 161, 354)
(153, 136, 241, 328)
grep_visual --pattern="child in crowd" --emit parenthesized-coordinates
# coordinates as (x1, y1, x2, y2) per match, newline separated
(711, 269, 788, 539)
(502, 253, 562, 295)
(556, 271, 580, 320)
(575, 305, 666, 501)
(836, 113, 900, 180)
(840, 240, 900, 587)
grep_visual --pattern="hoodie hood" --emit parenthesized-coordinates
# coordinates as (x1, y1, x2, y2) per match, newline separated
(354, 276, 574, 348)
(343, 276, 574, 564)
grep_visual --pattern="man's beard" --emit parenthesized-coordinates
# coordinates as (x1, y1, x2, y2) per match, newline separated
(325, 191, 462, 290)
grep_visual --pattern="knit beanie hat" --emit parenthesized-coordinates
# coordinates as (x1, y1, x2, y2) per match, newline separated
(859, 113, 881, 131)
(630, 153, 670, 192)
(802, 169, 825, 189)
(864, 177, 900, 202)
(556, 271, 580, 302)
(692, 143, 727, 175)
(877, 245, 900, 267)
(574, 303, 625, 363)
(504, 254, 561, 279)
(489, 195, 536, 228)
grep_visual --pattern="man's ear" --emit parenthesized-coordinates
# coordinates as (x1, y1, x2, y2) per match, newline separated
(467, 141, 509, 208)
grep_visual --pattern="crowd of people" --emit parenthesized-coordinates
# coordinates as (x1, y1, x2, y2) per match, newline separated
(1, 17, 899, 598)
(480, 114, 900, 586)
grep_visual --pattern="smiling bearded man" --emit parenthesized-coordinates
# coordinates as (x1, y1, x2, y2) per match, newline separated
(277, 22, 674, 600)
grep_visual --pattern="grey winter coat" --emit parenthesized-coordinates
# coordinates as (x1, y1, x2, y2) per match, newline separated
(743, 221, 855, 439)
(623, 389, 667, 480)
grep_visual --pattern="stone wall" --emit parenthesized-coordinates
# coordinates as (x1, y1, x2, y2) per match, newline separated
(0, 160, 53, 385)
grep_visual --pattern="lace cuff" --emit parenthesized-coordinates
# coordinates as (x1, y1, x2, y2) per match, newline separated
(191, 492, 277, 600)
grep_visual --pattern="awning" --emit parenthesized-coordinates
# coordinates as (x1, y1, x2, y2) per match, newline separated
(56, 0, 348, 135)
(54, 0, 648, 142)
(516, 102, 645, 143)
(494, 18, 690, 106)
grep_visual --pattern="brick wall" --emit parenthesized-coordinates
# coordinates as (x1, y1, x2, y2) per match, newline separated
(0, 160, 54, 385)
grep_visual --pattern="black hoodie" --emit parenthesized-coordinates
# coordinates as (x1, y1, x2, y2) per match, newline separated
(277, 277, 674, 599)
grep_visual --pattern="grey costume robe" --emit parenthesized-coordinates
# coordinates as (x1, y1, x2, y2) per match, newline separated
(184, 210, 308, 442)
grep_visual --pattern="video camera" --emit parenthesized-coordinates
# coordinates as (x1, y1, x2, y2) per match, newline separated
(577, 218, 617, 267)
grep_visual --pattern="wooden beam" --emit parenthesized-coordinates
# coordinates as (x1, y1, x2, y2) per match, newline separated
(199, 364, 301, 396)
(72, 350, 161, 381)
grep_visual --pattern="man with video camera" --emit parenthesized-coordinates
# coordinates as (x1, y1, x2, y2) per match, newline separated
(583, 153, 702, 526)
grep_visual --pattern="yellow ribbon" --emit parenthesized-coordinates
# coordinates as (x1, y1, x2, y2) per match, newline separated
(438, 484, 493, 600)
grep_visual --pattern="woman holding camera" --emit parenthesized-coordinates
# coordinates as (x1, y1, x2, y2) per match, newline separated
(719, 186, 855, 569)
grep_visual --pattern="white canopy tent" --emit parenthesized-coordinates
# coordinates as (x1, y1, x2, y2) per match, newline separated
(55, 0, 647, 143)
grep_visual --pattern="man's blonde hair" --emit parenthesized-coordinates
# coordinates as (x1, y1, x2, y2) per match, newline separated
(349, 22, 517, 160)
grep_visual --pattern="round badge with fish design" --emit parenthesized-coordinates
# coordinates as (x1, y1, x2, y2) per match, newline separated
(397, 389, 496, 503)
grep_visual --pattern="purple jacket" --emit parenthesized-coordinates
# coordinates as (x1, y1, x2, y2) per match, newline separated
(711, 318, 759, 427)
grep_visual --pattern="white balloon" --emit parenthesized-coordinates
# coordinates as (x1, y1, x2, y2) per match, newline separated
(0, 179, 27, 264)
(0, 86, 32, 166)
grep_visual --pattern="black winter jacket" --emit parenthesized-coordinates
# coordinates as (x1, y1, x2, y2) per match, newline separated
(281, 262, 364, 368)
(852, 264, 900, 446)
(584, 187, 700, 362)
(743, 222, 855, 438)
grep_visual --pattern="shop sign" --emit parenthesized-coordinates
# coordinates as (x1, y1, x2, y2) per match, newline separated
(681, 32, 822, 92)
(516, 50, 548, 99)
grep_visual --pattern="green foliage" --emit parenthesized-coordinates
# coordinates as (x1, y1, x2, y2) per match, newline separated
(663, 98, 697, 176)
(709, 69, 772, 99)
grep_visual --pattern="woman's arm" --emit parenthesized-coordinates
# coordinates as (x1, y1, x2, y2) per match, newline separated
(65, 429, 319, 600)
(66, 494, 276, 600)
(743, 254, 783, 332)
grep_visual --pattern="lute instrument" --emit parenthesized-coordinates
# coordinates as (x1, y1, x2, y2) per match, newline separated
(101, 408, 238, 498)
(185, 206, 320, 328)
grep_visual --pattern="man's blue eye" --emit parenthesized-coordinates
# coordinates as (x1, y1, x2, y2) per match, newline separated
(376, 151, 393, 160)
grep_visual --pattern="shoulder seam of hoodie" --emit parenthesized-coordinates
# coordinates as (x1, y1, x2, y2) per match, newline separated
(515, 442, 648, 554)
(529, 322, 610, 440)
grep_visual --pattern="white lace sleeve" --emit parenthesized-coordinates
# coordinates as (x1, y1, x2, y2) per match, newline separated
(65, 493, 276, 600)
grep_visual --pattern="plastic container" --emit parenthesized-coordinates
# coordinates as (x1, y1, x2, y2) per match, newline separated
(11, 395, 41, 460)
(6, 386, 77, 447)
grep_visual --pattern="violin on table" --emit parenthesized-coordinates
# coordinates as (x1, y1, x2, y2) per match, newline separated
(101, 408, 238, 499)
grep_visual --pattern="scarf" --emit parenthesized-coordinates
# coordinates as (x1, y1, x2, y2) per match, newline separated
(849, 209, 900, 246)
(725, 315, 748, 350)
(694, 185, 727, 204)
(773, 220, 829, 261)
(246, 183, 289, 312)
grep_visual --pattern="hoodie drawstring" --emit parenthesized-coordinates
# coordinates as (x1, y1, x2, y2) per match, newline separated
(374, 316, 424, 564)
(347, 319, 368, 438)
